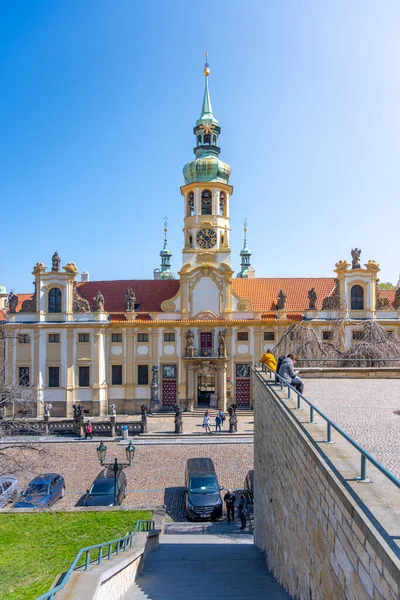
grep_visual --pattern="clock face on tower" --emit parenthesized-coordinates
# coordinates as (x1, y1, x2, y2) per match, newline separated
(196, 227, 217, 249)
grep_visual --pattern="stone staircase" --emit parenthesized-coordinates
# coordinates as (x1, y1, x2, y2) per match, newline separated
(120, 531, 291, 599)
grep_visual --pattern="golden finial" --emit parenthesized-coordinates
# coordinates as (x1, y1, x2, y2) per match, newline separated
(204, 52, 210, 76)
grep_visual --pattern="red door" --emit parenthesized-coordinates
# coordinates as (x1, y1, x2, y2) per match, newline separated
(162, 365, 177, 407)
(235, 364, 251, 407)
(200, 332, 213, 357)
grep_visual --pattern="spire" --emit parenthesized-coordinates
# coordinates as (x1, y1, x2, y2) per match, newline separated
(160, 217, 174, 280)
(196, 53, 218, 126)
(237, 218, 255, 278)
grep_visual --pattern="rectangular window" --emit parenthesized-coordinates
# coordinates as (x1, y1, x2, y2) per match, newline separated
(19, 367, 30, 387)
(237, 332, 249, 341)
(79, 333, 90, 343)
(164, 333, 175, 342)
(322, 331, 333, 341)
(111, 333, 122, 343)
(137, 333, 149, 343)
(18, 334, 30, 344)
(352, 331, 363, 341)
(137, 365, 149, 385)
(263, 332, 275, 341)
(48, 366, 60, 388)
(49, 334, 60, 343)
(79, 366, 90, 387)
(112, 365, 123, 385)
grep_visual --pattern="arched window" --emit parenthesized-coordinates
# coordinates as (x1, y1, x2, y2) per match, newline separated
(204, 134, 210, 145)
(201, 190, 212, 215)
(351, 285, 364, 310)
(187, 192, 195, 217)
(212, 135, 217, 145)
(219, 192, 226, 216)
(49, 288, 62, 313)
(197, 135, 201, 146)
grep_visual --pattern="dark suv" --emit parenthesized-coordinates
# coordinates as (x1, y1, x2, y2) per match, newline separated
(83, 469, 127, 507)
(185, 458, 223, 521)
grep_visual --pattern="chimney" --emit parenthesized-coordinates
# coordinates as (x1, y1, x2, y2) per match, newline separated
(81, 271, 90, 282)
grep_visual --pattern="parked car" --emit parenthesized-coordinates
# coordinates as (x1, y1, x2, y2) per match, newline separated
(185, 458, 223, 521)
(244, 469, 254, 503)
(0, 476, 18, 508)
(13, 473, 65, 508)
(83, 469, 127, 507)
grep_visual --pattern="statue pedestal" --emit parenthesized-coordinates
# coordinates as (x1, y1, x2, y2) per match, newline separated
(124, 311, 137, 321)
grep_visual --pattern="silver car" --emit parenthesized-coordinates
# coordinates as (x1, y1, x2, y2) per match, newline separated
(0, 476, 19, 508)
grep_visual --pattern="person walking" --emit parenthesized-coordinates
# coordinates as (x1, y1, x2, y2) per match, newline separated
(215, 413, 222, 433)
(238, 494, 248, 530)
(224, 489, 236, 523)
(84, 420, 93, 440)
(218, 408, 225, 429)
(203, 412, 211, 434)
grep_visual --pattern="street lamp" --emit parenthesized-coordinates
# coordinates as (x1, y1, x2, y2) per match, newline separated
(96, 441, 136, 506)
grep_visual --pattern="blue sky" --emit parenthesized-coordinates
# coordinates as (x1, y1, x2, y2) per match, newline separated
(2, 1, 400, 292)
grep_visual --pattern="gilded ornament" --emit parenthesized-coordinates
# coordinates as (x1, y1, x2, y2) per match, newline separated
(335, 260, 350, 271)
(63, 262, 79, 275)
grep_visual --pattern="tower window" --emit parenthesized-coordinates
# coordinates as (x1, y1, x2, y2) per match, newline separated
(212, 135, 217, 145)
(187, 192, 195, 217)
(49, 288, 62, 313)
(197, 135, 201, 146)
(201, 190, 212, 215)
(351, 285, 364, 310)
(204, 134, 210, 144)
(219, 192, 226, 216)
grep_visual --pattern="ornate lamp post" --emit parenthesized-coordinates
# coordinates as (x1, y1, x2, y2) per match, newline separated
(96, 441, 135, 506)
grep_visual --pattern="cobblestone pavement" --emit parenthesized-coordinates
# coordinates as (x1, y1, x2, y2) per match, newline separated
(0, 442, 253, 520)
(303, 379, 400, 478)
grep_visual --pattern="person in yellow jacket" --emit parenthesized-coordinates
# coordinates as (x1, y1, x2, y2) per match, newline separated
(260, 349, 277, 372)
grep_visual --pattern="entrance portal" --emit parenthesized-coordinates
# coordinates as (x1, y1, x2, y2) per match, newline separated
(197, 373, 216, 407)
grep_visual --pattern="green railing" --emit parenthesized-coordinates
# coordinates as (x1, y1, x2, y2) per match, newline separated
(36, 520, 155, 600)
(256, 364, 400, 488)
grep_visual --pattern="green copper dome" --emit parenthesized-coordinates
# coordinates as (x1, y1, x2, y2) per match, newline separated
(183, 156, 231, 185)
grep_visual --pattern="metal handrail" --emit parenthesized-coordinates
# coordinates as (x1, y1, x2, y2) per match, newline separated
(255, 364, 400, 488)
(36, 519, 155, 600)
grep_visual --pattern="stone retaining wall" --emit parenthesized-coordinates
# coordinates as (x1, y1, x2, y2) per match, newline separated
(300, 367, 400, 379)
(253, 373, 400, 600)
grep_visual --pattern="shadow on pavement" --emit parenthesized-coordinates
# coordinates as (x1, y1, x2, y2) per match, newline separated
(163, 486, 186, 521)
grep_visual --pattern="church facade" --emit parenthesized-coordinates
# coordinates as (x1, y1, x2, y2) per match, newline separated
(2, 63, 400, 417)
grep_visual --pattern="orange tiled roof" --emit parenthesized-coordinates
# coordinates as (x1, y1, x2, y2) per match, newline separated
(232, 278, 336, 311)
(76, 280, 180, 313)
(379, 289, 396, 308)
(0, 308, 6, 322)
(6, 293, 33, 313)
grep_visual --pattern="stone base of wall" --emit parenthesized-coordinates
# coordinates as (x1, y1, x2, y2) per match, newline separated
(253, 370, 400, 600)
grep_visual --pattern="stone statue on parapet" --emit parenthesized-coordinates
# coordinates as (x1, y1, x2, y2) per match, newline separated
(7, 292, 18, 313)
(44, 403, 52, 418)
(109, 403, 117, 417)
(93, 290, 105, 311)
(308, 288, 317, 310)
(185, 329, 195, 358)
(51, 251, 61, 272)
(351, 248, 362, 269)
(218, 330, 227, 358)
(395, 288, 400, 310)
(125, 288, 136, 312)
(277, 289, 287, 310)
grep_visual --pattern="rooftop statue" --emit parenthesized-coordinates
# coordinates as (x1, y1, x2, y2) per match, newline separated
(7, 291, 18, 313)
(308, 288, 317, 310)
(93, 290, 105, 312)
(351, 248, 362, 269)
(52, 251, 61, 272)
(125, 288, 136, 312)
(277, 289, 287, 310)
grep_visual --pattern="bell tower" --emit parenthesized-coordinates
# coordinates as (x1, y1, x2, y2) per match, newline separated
(181, 55, 233, 270)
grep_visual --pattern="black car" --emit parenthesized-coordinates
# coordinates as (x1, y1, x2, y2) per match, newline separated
(185, 458, 223, 521)
(83, 469, 127, 507)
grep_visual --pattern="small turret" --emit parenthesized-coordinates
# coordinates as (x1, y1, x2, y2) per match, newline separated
(237, 219, 255, 278)
(159, 218, 175, 280)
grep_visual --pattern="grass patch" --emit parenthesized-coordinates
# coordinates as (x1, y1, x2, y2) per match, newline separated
(0, 510, 152, 600)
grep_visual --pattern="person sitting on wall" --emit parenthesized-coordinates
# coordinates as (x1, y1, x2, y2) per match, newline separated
(260, 349, 277, 372)
(278, 354, 304, 394)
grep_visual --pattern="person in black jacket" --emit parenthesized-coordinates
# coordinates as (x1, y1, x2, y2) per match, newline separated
(238, 494, 248, 530)
(224, 489, 236, 523)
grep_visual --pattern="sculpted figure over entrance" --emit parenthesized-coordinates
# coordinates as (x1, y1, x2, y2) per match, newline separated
(218, 329, 227, 357)
(185, 329, 195, 357)
(351, 248, 362, 269)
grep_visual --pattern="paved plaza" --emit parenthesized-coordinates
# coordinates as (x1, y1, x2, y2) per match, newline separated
(303, 378, 400, 478)
(0, 441, 253, 519)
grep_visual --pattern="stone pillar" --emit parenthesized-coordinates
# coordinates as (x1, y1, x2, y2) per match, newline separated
(125, 330, 135, 411)
(216, 362, 228, 411)
(92, 329, 108, 417)
(65, 330, 75, 418)
(186, 363, 195, 411)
